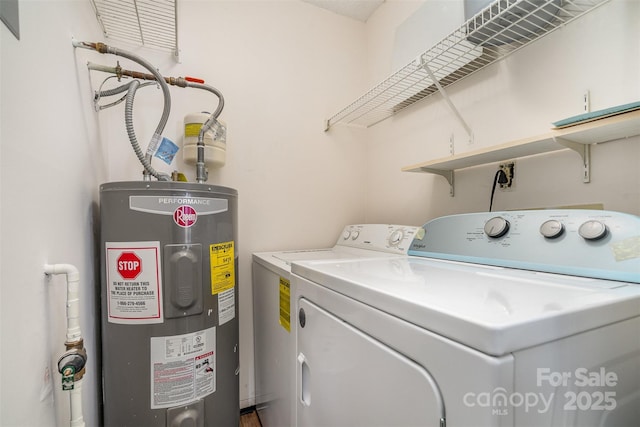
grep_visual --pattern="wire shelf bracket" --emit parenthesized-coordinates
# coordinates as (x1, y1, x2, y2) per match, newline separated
(420, 58, 473, 144)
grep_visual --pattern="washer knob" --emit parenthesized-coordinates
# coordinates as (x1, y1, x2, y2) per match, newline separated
(579, 220, 608, 240)
(540, 220, 564, 239)
(342, 230, 351, 240)
(484, 217, 510, 238)
(388, 229, 404, 246)
(351, 231, 360, 240)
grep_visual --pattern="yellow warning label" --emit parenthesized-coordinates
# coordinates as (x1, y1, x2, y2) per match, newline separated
(185, 123, 204, 138)
(279, 277, 291, 332)
(210, 241, 235, 295)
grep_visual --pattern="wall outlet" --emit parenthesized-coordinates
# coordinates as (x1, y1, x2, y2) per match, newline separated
(499, 161, 515, 190)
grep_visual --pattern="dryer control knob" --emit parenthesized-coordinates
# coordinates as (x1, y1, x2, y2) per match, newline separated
(578, 220, 608, 241)
(540, 220, 564, 239)
(342, 230, 351, 240)
(388, 229, 404, 246)
(484, 217, 510, 238)
(351, 231, 360, 240)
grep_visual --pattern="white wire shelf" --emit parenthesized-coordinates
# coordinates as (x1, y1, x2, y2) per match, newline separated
(90, 0, 179, 60)
(325, 0, 610, 131)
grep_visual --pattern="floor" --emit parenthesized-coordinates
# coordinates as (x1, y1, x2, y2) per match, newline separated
(240, 409, 262, 427)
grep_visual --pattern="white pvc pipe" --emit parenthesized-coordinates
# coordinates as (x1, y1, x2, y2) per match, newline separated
(44, 263, 85, 427)
(70, 379, 86, 427)
(44, 264, 81, 343)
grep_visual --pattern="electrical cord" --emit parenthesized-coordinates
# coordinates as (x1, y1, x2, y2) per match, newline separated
(489, 169, 508, 212)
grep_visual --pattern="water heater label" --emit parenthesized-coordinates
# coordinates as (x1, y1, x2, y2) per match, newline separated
(210, 241, 235, 294)
(218, 288, 235, 326)
(105, 241, 163, 324)
(210, 241, 236, 325)
(150, 326, 216, 409)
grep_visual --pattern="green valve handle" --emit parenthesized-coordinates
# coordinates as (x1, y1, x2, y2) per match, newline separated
(61, 366, 76, 391)
(58, 349, 87, 391)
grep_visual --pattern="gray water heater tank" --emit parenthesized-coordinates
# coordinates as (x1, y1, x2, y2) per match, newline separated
(99, 181, 239, 427)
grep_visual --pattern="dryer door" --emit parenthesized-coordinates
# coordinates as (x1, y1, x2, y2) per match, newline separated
(297, 298, 445, 427)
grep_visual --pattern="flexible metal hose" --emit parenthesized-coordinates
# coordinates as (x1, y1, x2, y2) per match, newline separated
(74, 41, 230, 183)
(74, 41, 171, 180)
(96, 80, 157, 111)
(102, 45, 171, 142)
(98, 80, 155, 97)
(124, 80, 169, 180)
(186, 82, 225, 119)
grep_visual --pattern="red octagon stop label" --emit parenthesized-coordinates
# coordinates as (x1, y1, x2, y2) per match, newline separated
(117, 252, 142, 280)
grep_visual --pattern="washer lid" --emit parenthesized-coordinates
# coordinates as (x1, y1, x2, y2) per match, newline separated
(292, 256, 640, 356)
(253, 246, 404, 276)
(253, 249, 337, 277)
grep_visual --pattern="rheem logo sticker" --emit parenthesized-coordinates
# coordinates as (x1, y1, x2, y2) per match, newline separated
(174, 205, 197, 227)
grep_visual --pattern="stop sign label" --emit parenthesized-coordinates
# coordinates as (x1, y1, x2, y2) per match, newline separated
(117, 252, 142, 279)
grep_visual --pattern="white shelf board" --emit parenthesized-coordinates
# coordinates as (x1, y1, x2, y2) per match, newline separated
(402, 109, 640, 174)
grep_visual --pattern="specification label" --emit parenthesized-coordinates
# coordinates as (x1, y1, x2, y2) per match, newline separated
(210, 241, 235, 295)
(150, 327, 216, 409)
(218, 288, 235, 326)
(105, 241, 163, 324)
(279, 277, 291, 332)
(210, 241, 236, 325)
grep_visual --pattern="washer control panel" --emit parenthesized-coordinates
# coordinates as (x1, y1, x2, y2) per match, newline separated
(409, 210, 640, 283)
(336, 224, 420, 255)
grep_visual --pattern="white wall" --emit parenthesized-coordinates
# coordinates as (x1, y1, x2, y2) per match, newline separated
(361, 0, 640, 226)
(0, 1, 104, 426)
(1, 0, 368, 424)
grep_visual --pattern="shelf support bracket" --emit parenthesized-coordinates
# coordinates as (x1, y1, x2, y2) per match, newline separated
(420, 58, 473, 144)
(420, 168, 455, 197)
(553, 137, 591, 183)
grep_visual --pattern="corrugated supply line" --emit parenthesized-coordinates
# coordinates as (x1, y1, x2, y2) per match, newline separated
(90, 0, 178, 56)
(326, 0, 610, 130)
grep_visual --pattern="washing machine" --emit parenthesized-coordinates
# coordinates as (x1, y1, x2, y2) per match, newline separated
(252, 224, 420, 427)
(292, 210, 640, 427)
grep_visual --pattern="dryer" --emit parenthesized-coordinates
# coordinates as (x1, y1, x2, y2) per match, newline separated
(292, 210, 640, 427)
(252, 224, 419, 427)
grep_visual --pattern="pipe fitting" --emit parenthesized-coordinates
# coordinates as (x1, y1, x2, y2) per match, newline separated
(44, 264, 82, 344)
(95, 42, 109, 54)
(58, 347, 87, 381)
(65, 338, 84, 351)
(44, 263, 79, 281)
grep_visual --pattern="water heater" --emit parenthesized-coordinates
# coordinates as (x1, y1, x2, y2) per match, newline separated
(99, 181, 239, 427)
